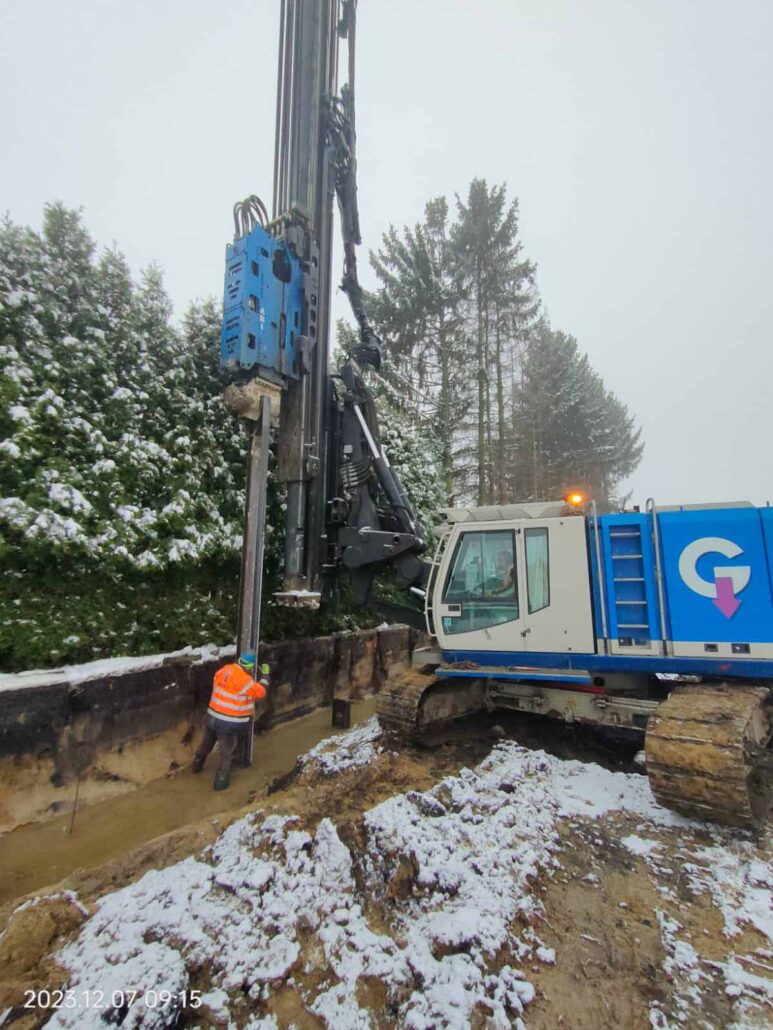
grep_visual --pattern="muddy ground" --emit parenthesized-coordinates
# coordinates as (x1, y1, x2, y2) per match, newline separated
(0, 711, 771, 1029)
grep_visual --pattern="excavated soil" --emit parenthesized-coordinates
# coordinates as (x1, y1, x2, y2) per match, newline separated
(0, 710, 771, 1029)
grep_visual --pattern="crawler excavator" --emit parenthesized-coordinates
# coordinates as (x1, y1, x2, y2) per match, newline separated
(219, 0, 772, 829)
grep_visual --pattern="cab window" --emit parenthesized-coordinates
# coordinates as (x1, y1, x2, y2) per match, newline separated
(525, 527, 550, 614)
(442, 530, 519, 635)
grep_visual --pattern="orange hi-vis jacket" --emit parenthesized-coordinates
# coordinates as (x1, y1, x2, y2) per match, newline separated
(207, 663, 267, 725)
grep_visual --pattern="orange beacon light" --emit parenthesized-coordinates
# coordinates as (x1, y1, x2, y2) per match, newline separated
(565, 490, 586, 508)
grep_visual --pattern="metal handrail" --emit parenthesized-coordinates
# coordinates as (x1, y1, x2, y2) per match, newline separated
(424, 529, 448, 637)
(646, 497, 669, 654)
(590, 501, 609, 652)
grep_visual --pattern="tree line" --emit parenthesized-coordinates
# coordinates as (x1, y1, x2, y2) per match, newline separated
(0, 206, 398, 670)
(366, 179, 643, 509)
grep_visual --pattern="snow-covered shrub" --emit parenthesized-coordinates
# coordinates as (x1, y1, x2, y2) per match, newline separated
(0, 206, 248, 669)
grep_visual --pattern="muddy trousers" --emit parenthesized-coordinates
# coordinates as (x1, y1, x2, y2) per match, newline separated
(195, 713, 248, 773)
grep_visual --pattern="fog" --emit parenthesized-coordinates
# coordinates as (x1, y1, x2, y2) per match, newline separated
(2, 0, 771, 506)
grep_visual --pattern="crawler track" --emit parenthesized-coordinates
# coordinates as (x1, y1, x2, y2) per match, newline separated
(377, 669, 486, 739)
(645, 683, 772, 830)
(376, 669, 435, 737)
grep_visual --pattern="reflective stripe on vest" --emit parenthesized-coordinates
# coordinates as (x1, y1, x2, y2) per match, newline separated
(208, 708, 250, 724)
(211, 684, 254, 706)
(210, 692, 254, 715)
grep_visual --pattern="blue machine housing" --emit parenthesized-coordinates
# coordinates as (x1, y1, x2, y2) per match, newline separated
(220, 223, 308, 381)
(439, 504, 773, 682)
(592, 506, 773, 662)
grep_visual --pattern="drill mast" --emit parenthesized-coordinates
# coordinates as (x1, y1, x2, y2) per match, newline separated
(221, 0, 427, 662)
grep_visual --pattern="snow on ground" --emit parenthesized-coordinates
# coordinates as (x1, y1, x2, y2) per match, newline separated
(34, 723, 773, 1029)
(686, 843, 773, 941)
(649, 904, 773, 1030)
(0, 643, 235, 693)
(298, 715, 384, 776)
(634, 825, 773, 1028)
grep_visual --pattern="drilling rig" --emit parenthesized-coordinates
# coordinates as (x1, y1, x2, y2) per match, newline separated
(220, 0, 427, 649)
(220, 1, 771, 829)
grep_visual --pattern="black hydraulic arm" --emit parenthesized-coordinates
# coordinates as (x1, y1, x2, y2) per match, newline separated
(315, 3, 430, 605)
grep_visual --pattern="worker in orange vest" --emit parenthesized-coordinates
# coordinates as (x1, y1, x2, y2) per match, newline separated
(192, 650, 269, 790)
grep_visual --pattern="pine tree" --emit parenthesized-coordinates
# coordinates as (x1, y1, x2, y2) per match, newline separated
(370, 197, 468, 503)
(452, 180, 537, 505)
(365, 180, 640, 511)
(514, 321, 643, 507)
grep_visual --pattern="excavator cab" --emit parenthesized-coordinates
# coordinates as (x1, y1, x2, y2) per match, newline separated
(430, 504, 594, 658)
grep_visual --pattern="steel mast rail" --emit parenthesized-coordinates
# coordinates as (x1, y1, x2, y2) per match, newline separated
(218, 0, 343, 766)
(274, 0, 341, 605)
(226, 0, 342, 666)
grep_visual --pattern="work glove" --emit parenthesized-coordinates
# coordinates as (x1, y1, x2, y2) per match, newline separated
(259, 662, 270, 688)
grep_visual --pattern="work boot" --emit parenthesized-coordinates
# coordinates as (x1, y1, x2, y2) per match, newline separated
(213, 770, 230, 792)
(191, 755, 205, 774)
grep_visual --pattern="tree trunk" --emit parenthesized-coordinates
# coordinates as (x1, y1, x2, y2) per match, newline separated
(438, 313, 454, 504)
(484, 311, 493, 505)
(495, 307, 507, 503)
(476, 267, 486, 506)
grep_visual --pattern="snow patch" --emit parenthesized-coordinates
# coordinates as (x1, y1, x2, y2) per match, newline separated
(8, 404, 31, 423)
(47, 481, 92, 514)
(0, 440, 21, 460)
(686, 842, 773, 940)
(48, 814, 387, 1030)
(299, 715, 383, 776)
(621, 834, 662, 858)
(0, 642, 235, 693)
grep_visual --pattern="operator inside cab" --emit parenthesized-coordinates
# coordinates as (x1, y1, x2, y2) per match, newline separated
(491, 549, 514, 594)
(192, 651, 269, 790)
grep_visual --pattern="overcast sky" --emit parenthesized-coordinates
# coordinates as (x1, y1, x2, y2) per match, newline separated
(2, 0, 771, 507)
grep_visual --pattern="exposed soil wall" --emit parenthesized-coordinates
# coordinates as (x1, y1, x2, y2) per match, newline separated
(0, 626, 422, 833)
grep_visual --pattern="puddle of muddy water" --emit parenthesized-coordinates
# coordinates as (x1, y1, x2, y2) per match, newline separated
(0, 697, 378, 905)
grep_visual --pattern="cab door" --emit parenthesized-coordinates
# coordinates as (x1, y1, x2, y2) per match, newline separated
(434, 523, 527, 652)
(516, 516, 594, 654)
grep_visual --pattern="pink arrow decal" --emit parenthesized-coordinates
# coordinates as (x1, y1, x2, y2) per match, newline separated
(713, 576, 741, 618)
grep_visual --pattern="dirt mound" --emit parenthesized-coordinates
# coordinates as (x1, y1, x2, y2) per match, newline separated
(265, 713, 501, 830)
(0, 893, 87, 1013)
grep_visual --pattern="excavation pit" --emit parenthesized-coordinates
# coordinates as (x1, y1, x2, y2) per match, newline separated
(0, 625, 422, 905)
